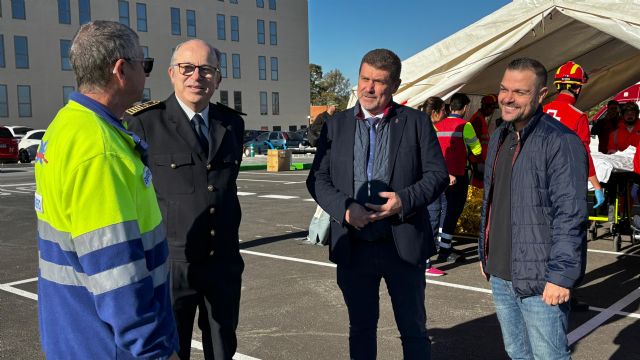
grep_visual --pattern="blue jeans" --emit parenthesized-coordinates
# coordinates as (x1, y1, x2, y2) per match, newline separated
(490, 276, 571, 360)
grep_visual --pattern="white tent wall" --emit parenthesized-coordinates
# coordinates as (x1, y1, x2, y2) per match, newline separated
(347, 0, 640, 115)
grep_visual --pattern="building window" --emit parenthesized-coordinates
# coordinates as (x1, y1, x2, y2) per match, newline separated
(11, 0, 25, 20)
(260, 91, 267, 115)
(273, 125, 281, 131)
(269, 21, 277, 45)
(289, 125, 297, 131)
(58, 0, 71, 24)
(220, 90, 228, 106)
(230, 16, 239, 41)
(270, 57, 278, 81)
(17, 85, 31, 117)
(142, 88, 151, 101)
(219, 52, 227, 78)
(136, 3, 147, 32)
(14, 36, 28, 69)
(118, 1, 129, 26)
(62, 86, 74, 105)
(0, 85, 8, 117)
(79, 0, 90, 25)
(186, 10, 196, 37)
(232, 53, 240, 79)
(0, 35, 4, 68)
(60, 40, 71, 71)
(258, 56, 266, 80)
(170, 8, 181, 35)
(233, 91, 242, 112)
(230, 0, 238, 3)
(256, 0, 264, 8)
(257, 20, 265, 44)
(272, 92, 279, 115)
(217, 14, 226, 40)
(269, 0, 276, 10)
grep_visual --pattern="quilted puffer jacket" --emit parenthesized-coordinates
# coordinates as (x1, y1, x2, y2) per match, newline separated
(479, 108, 588, 297)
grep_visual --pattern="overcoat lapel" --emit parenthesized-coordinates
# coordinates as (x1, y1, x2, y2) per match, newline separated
(166, 95, 207, 157)
(207, 106, 228, 161)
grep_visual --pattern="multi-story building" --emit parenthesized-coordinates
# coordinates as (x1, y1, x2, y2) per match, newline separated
(0, 0, 310, 131)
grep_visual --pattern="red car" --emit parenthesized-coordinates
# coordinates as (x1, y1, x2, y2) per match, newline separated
(0, 126, 19, 163)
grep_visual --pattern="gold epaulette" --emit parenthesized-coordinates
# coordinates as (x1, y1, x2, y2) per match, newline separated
(125, 100, 161, 115)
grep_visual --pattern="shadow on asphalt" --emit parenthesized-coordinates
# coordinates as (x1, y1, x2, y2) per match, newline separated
(240, 230, 308, 249)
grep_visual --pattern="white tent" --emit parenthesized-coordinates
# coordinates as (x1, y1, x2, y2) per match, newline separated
(348, 0, 640, 112)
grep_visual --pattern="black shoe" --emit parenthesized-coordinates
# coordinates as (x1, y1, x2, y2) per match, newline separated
(436, 250, 466, 263)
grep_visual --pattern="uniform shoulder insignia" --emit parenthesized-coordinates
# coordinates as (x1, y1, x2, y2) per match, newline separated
(216, 102, 247, 116)
(125, 100, 162, 116)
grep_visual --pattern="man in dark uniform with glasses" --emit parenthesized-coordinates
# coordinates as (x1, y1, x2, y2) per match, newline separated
(126, 39, 245, 360)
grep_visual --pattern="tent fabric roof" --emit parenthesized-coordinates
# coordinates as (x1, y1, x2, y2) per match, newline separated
(348, 0, 640, 111)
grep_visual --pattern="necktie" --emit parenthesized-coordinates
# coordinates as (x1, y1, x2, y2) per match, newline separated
(366, 117, 378, 181)
(192, 114, 209, 154)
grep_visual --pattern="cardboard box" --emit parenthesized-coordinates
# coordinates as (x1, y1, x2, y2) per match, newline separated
(267, 149, 291, 172)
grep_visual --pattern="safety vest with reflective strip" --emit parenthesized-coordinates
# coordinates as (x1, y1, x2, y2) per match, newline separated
(469, 110, 490, 163)
(435, 115, 482, 176)
(34, 98, 178, 359)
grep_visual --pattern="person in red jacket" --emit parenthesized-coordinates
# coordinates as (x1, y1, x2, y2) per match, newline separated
(591, 100, 620, 154)
(543, 61, 604, 208)
(609, 102, 640, 154)
(469, 94, 498, 188)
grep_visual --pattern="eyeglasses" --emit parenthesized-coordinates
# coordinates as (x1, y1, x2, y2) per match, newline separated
(172, 63, 220, 79)
(125, 57, 154, 76)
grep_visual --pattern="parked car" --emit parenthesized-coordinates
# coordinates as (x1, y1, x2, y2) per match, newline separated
(243, 129, 268, 143)
(285, 131, 304, 149)
(5, 125, 33, 139)
(18, 129, 45, 151)
(243, 131, 287, 156)
(19, 143, 39, 163)
(0, 126, 19, 163)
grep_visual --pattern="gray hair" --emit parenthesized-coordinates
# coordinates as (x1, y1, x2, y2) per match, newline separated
(170, 40, 221, 67)
(359, 49, 402, 84)
(70, 20, 141, 92)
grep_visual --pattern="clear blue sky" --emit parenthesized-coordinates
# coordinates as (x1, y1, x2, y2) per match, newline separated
(308, 0, 511, 86)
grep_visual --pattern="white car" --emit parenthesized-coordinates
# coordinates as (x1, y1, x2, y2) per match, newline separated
(4, 125, 33, 139)
(19, 129, 45, 150)
(17, 129, 45, 163)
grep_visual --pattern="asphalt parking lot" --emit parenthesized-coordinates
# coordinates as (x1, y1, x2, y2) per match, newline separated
(1, 162, 639, 359)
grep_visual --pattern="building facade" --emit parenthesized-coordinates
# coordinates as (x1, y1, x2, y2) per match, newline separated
(0, 0, 310, 131)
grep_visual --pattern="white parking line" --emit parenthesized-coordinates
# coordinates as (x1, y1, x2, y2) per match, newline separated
(568, 287, 640, 345)
(237, 192, 257, 196)
(587, 248, 640, 258)
(258, 195, 299, 200)
(238, 178, 301, 184)
(240, 171, 308, 176)
(191, 340, 261, 360)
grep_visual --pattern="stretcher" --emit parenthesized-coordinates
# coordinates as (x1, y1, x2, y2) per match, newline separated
(589, 149, 640, 251)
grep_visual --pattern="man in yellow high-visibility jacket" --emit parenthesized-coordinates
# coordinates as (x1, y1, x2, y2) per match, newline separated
(34, 21, 179, 359)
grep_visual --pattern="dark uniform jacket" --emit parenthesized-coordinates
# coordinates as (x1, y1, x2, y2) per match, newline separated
(126, 94, 245, 265)
(479, 108, 588, 297)
(307, 102, 449, 266)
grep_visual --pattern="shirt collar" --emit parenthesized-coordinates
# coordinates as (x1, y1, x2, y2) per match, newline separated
(556, 92, 577, 106)
(354, 101, 395, 121)
(175, 96, 210, 129)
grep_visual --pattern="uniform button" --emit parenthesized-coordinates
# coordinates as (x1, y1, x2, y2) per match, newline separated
(210, 229, 216, 236)
(209, 207, 215, 214)
(170, 163, 177, 169)
(209, 250, 214, 256)
(206, 163, 212, 170)
(234, 160, 239, 165)
(208, 185, 214, 192)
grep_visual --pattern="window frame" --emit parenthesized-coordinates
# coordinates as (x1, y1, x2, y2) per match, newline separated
(231, 16, 239, 42)
(17, 85, 31, 117)
(270, 57, 278, 81)
(0, 85, 8, 117)
(217, 14, 226, 40)
(11, 0, 26, 20)
(257, 19, 265, 44)
(78, 0, 91, 25)
(272, 92, 280, 115)
(170, 7, 181, 35)
(258, 56, 266, 80)
(136, 2, 147, 32)
(219, 52, 228, 78)
(58, 0, 71, 24)
(60, 39, 72, 71)
(232, 53, 241, 79)
(14, 36, 29, 69)
(269, 21, 277, 45)
(233, 91, 242, 112)
(118, 0, 130, 26)
(186, 9, 196, 37)
(260, 91, 268, 115)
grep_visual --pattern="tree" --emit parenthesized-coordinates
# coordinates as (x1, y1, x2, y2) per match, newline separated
(309, 64, 352, 109)
(309, 64, 325, 105)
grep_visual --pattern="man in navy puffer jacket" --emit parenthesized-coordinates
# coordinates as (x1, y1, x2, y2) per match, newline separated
(479, 58, 587, 360)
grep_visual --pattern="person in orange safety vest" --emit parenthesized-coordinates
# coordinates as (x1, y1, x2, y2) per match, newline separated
(543, 61, 604, 208)
(469, 94, 498, 188)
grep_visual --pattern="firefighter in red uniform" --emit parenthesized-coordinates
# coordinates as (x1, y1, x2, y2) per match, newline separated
(468, 94, 498, 188)
(609, 102, 640, 154)
(543, 61, 604, 208)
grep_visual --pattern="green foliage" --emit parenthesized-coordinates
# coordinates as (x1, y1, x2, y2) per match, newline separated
(310, 63, 352, 109)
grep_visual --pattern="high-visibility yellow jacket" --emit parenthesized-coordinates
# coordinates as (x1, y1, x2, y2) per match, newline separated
(35, 94, 178, 359)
